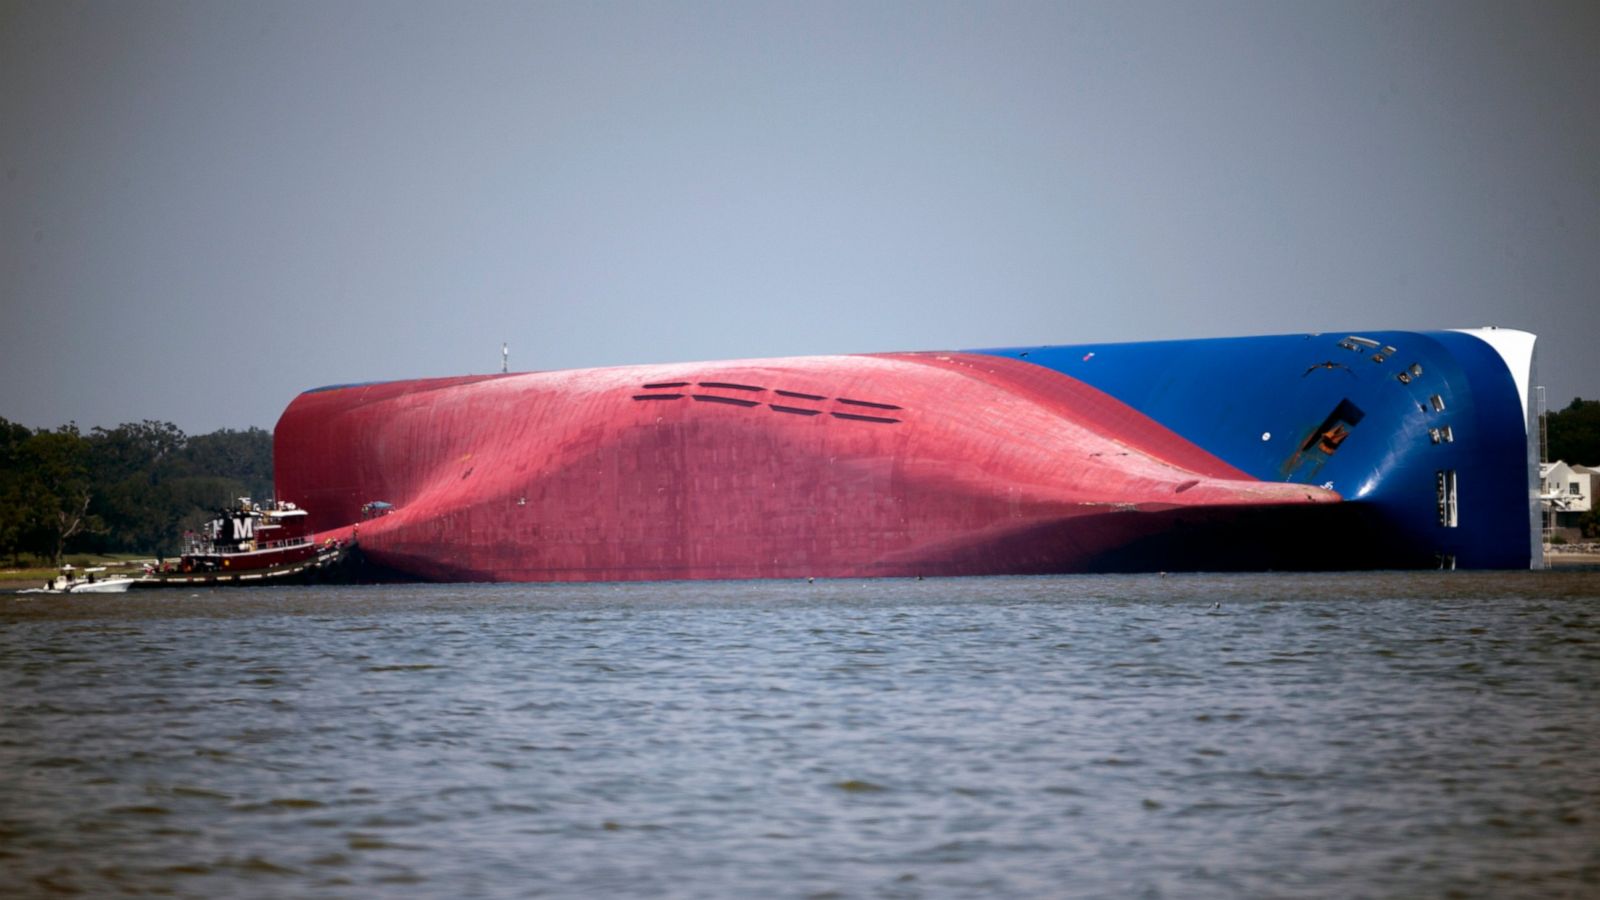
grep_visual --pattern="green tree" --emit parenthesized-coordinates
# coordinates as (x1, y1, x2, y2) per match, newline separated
(89, 420, 186, 483)
(0, 418, 274, 560)
(84, 421, 189, 556)
(178, 427, 274, 500)
(1547, 398, 1600, 465)
(0, 417, 35, 563)
(17, 425, 102, 564)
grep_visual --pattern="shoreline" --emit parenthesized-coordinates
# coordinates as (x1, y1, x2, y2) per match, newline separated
(5, 559, 1598, 593)
(1547, 551, 1600, 569)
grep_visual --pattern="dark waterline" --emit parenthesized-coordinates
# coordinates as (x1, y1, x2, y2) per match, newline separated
(2, 572, 1598, 898)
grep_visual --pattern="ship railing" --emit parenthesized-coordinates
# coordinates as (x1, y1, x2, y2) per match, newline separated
(258, 537, 313, 550)
(181, 535, 216, 557)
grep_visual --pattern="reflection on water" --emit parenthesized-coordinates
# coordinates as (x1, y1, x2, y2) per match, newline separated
(2, 572, 1598, 898)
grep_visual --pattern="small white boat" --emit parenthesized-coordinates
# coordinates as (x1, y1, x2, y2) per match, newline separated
(18, 565, 137, 594)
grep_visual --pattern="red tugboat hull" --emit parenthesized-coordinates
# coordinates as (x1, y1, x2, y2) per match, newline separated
(273, 352, 1336, 582)
(135, 501, 351, 587)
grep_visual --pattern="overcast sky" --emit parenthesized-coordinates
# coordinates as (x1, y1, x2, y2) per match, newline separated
(2, 0, 1596, 434)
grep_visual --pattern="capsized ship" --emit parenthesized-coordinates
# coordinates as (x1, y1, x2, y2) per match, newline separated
(274, 328, 1539, 581)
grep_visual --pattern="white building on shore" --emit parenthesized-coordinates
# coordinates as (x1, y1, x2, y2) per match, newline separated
(1540, 461, 1596, 539)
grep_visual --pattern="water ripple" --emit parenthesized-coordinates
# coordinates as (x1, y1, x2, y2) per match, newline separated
(1, 572, 1598, 897)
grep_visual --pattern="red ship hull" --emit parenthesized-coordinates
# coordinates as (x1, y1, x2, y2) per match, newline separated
(274, 353, 1336, 582)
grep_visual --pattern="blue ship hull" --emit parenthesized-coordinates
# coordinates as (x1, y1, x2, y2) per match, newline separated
(968, 328, 1540, 569)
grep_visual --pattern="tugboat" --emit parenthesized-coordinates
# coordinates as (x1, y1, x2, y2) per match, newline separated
(135, 498, 352, 587)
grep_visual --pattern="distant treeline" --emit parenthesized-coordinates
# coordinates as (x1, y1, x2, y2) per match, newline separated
(1549, 398, 1600, 465)
(0, 418, 272, 565)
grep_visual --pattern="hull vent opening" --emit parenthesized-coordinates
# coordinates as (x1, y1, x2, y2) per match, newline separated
(837, 398, 903, 411)
(699, 382, 765, 392)
(831, 412, 900, 425)
(1282, 398, 1366, 482)
(692, 394, 761, 408)
(1436, 470, 1458, 527)
(1301, 399, 1366, 456)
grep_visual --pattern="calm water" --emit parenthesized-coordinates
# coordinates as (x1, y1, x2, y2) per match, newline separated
(2, 572, 1598, 899)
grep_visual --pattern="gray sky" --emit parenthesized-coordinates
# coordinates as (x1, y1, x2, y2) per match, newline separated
(3, 0, 1596, 434)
